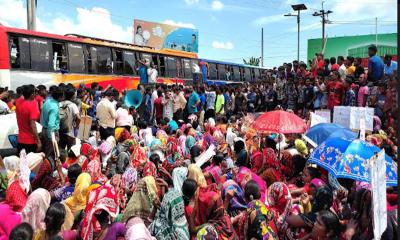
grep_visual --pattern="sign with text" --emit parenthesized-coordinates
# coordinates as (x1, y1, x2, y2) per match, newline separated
(370, 150, 387, 240)
(333, 106, 373, 131)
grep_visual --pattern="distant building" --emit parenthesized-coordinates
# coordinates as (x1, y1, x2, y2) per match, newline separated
(307, 33, 397, 66)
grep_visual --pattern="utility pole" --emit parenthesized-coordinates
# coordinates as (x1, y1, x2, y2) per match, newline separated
(312, 1, 332, 51)
(261, 28, 264, 67)
(27, 0, 37, 30)
(284, 4, 307, 62)
(375, 17, 378, 47)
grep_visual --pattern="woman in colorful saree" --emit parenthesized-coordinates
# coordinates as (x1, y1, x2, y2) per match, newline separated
(149, 189, 190, 240)
(121, 176, 158, 226)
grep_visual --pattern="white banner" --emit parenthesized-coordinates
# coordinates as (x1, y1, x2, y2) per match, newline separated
(370, 149, 387, 240)
(333, 106, 373, 131)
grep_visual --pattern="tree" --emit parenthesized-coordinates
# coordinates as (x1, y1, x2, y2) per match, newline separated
(243, 57, 260, 66)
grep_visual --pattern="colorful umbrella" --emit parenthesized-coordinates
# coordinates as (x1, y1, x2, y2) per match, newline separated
(252, 110, 307, 134)
(309, 137, 397, 186)
(304, 123, 357, 147)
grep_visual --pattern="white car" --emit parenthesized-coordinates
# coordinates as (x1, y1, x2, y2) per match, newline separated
(0, 113, 42, 157)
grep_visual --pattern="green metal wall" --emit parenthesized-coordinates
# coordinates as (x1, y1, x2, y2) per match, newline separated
(307, 33, 397, 62)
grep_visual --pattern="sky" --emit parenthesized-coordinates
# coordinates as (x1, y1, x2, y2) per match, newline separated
(0, 0, 397, 67)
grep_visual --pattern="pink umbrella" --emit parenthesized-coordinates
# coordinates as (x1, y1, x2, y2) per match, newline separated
(252, 110, 308, 134)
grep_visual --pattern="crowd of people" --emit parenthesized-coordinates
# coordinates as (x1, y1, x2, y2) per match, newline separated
(0, 44, 397, 240)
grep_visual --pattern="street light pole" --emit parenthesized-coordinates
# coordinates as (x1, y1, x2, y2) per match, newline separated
(284, 4, 307, 62)
(312, 2, 332, 51)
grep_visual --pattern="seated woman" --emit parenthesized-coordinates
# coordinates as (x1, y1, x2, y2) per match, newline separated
(81, 184, 124, 240)
(149, 189, 190, 239)
(184, 179, 238, 240)
(308, 210, 341, 240)
(234, 180, 278, 240)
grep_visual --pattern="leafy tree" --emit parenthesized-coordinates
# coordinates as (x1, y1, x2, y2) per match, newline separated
(243, 57, 260, 66)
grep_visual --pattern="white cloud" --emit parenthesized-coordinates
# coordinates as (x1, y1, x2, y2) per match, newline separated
(212, 40, 234, 50)
(211, 0, 224, 11)
(0, 0, 132, 43)
(163, 20, 195, 29)
(184, 0, 199, 5)
(0, 0, 27, 28)
(253, 14, 287, 26)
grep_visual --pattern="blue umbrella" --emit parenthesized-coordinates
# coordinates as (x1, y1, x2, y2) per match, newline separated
(304, 123, 357, 147)
(309, 137, 397, 186)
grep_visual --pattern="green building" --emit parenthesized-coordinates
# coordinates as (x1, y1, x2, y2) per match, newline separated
(307, 33, 397, 63)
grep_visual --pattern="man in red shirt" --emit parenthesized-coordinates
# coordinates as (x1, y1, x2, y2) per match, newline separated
(153, 90, 164, 125)
(327, 71, 344, 110)
(16, 84, 41, 153)
(35, 85, 47, 110)
(330, 57, 340, 71)
(311, 53, 324, 78)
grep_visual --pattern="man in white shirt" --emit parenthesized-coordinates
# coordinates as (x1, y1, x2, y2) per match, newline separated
(162, 90, 174, 120)
(338, 56, 347, 80)
(96, 90, 117, 140)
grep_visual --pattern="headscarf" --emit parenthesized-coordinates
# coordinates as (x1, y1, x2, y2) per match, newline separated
(123, 167, 138, 192)
(21, 188, 51, 231)
(235, 167, 267, 202)
(131, 146, 148, 168)
(187, 164, 207, 188)
(221, 180, 247, 216)
(266, 182, 292, 233)
(81, 184, 119, 240)
(185, 136, 196, 155)
(5, 180, 28, 212)
(110, 174, 127, 210)
(122, 176, 158, 225)
(143, 161, 157, 178)
(86, 159, 107, 184)
(196, 224, 218, 240)
(115, 127, 131, 142)
(64, 173, 92, 217)
(125, 217, 156, 240)
(172, 167, 188, 194)
(81, 143, 98, 160)
(0, 203, 22, 240)
(61, 203, 74, 231)
(149, 190, 190, 240)
(294, 139, 308, 156)
(310, 178, 325, 189)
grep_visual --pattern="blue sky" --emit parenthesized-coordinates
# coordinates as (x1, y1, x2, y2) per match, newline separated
(0, 0, 397, 67)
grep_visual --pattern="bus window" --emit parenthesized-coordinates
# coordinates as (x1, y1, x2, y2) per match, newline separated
(87, 46, 98, 74)
(97, 47, 112, 74)
(233, 66, 240, 81)
(209, 63, 217, 80)
(9, 36, 30, 69)
(141, 53, 152, 65)
(192, 60, 200, 74)
(52, 42, 67, 71)
(254, 68, 260, 80)
(68, 43, 85, 73)
(30, 38, 51, 71)
(166, 57, 177, 78)
(176, 57, 182, 78)
(112, 49, 123, 75)
(217, 64, 225, 80)
(183, 59, 191, 78)
(123, 51, 136, 75)
(159, 55, 166, 77)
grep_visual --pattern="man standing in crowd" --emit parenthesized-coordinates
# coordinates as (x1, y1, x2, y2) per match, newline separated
(357, 74, 369, 107)
(330, 57, 339, 71)
(327, 71, 344, 110)
(59, 87, 80, 155)
(40, 86, 63, 167)
(215, 87, 225, 117)
(162, 89, 174, 121)
(367, 45, 384, 85)
(205, 85, 216, 120)
(173, 86, 187, 121)
(187, 86, 200, 116)
(96, 89, 117, 140)
(16, 85, 41, 154)
(343, 77, 356, 106)
(383, 54, 397, 77)
(337, 56, 347, 80)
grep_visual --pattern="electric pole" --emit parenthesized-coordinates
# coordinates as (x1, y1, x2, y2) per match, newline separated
(312, 1, 332, 51)
(284, 4, 307, 62)
(27, 0, 37, 30)
(261, 28, 264, 67)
